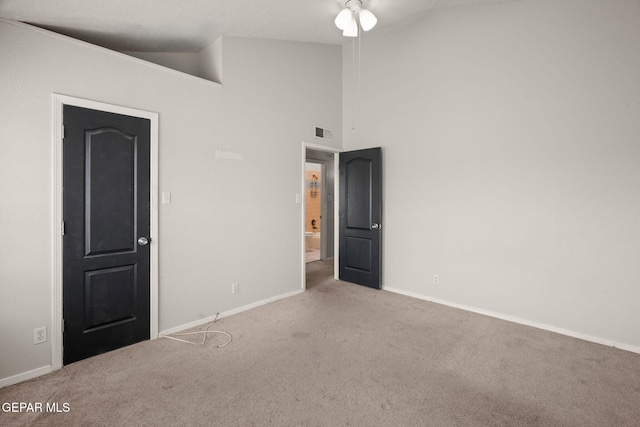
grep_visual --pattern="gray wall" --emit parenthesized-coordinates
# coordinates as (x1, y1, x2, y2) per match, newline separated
(343, 0, 640, 350)
(121, 51, 200, 76)
(0, 21, 342, 382)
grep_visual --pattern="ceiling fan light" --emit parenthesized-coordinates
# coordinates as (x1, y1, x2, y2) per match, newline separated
(359, 9, 377, 31)
(335, 8, 353, 30)
(343, 15, 358, 37)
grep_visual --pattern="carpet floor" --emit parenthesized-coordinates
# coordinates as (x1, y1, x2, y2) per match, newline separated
(1, 260, 640, 426)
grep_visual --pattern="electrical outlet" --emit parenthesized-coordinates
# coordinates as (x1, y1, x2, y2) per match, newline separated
(231, 283, 239, 294)
(433, 275, 439, 285)
(34, 327, 47, 344)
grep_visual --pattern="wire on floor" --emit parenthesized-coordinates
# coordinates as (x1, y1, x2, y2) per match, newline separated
(163, 313, 232, 348)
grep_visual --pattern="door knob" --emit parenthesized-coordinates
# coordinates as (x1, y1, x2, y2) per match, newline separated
(371, 223, 381, 230)
(137, 236, 151, 246)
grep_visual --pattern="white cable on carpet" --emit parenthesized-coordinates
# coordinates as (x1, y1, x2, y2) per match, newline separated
(163, 313, 232, 348)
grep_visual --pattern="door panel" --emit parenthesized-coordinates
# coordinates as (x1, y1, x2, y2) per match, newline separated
(345, 158, 373, 230)
(83, 265, 136, 331)
(85, 128, 137, 255)
(339, 148, 382, 289)
(63, 105, 150, 364)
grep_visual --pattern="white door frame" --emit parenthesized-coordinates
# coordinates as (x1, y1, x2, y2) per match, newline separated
(52, 94, 159, 370)
(301, 142, 341, 290)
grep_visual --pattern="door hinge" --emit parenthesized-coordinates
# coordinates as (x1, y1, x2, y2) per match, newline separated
(61, 125, 65, 140)
(61, 221, 65, 236)
(61, 319, 65, 333)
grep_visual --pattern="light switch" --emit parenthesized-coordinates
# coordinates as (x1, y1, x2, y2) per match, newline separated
(295, 193, 302, 204)
(162, 192, 172, 205)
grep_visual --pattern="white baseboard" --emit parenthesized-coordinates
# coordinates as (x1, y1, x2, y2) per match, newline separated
(384, 287, 640, 355)
(160, 289, 304, 336)
(0, 365, 53, 389)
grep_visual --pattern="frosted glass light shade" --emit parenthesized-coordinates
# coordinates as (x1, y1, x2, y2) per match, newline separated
(343, 15, 358, 37)
(335, 8, 353, 30)
(359, 9, 377, 31)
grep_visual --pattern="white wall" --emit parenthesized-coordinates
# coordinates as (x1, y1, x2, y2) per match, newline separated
(122, 51, 200, 76)
(124, 43, 222, 83)
(198, 37, 223, 84)
(0, 21, 341, 383)
(343, 0, 640, 350)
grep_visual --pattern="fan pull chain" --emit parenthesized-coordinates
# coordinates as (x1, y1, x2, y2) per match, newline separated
(352, 36, 356, 132)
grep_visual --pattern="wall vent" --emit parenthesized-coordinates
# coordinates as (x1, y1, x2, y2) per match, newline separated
(314, 126, 333, 141)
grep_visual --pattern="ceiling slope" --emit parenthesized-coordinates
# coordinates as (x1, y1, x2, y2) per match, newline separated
(0, 0, 522, 52)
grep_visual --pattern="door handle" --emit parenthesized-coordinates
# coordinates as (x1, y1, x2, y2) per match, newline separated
(371, 223, 381, 230)
(137, 236, 151, 246)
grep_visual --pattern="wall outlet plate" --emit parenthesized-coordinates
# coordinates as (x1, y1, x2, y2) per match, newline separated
(232, 283, 239, 294)
(34, 327, 47, 344)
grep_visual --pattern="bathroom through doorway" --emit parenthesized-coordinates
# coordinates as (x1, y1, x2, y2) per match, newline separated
(303, 145, 337, 290)
(305, 161, 323, 263)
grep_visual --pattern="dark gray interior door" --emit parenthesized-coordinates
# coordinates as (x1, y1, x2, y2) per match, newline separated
(63, 105, 151, 365)
(339, 147, 382, 289)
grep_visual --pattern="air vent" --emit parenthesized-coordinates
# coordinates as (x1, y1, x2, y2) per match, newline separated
(314, 126, 333, 141)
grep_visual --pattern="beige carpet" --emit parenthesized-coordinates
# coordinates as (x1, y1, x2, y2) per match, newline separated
(2, 260, 640, 426)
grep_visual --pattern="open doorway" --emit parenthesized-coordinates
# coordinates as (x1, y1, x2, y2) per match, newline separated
(303, 146, 338, 290)
(301, 143, 383, 291)
(305, 162, 323, 263)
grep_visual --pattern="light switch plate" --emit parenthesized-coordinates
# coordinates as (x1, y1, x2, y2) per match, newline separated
(162, 192, 172, 205)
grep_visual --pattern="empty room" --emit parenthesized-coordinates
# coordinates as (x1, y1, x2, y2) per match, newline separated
(1, 0, 639, 425)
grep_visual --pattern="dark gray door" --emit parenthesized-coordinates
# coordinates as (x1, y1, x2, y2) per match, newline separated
(339, 147, 382, 289)
(63, 105, 151, 364)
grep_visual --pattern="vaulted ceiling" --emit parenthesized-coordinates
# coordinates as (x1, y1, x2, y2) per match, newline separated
(0, 0, 521, 52)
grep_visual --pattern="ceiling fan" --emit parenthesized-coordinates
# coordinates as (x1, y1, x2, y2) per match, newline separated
(334, 0, 378, 37)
